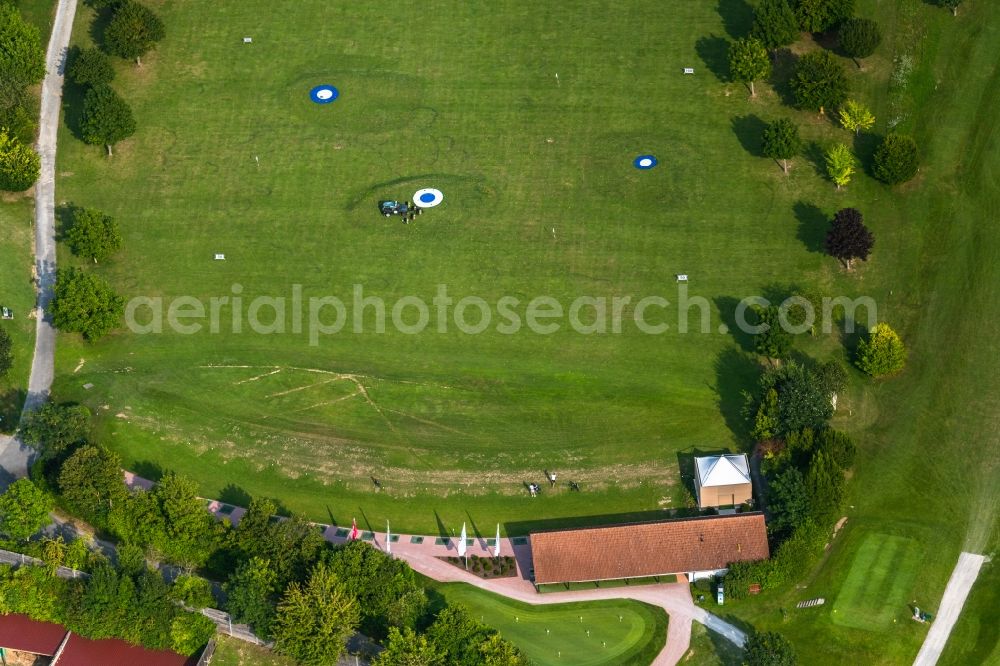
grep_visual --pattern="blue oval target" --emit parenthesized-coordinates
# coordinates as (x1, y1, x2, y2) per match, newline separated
(633, 155, 658, 170)
(310, 85, 339, 104)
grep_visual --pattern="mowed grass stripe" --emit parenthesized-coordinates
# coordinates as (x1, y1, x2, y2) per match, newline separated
(833, 533, 921, 630)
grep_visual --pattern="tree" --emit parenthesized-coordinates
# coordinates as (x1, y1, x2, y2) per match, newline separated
(57, 444, 128, 520)
(791, 50, 848, 112)
(324, 540, 428, 638)
(67, 207, 123, 263)
(0, 4, 46, 93)
(873, 134, 919, 185)
(151, 473, 219, 568)
(0, 127, 40, 192)
(824, 143, 857, 190)
(767, 467, 810, 535)
(19, 403, 91, 460)
(233, 498, 325, 590)
(939, 0, 962, 17)
(169, 574, 214, 610)
(751, 0, 799, 51)
(856, 322, 906, 377)
(225, 556, 280, 638)
(752, 305, 793, 362)
(751, 387, 779, 442)
(0, 326, 11, 378)
(744, 630, 797, 665)
(104, 1, 165, 66)
(793, 0, 855, 33)
(814, 359, 847, 396)
(41, 536, 68, 575)
(272, 563, 360, 665)
(51, 268, 125, 340)
(825, 207, 873, 267)
(68, 47, 115, 86)
(372, 627, 445, 666)
(761, 118, 801, 174)
(0, 478, 53, 540)
(805, 449, 844, 524)
(839, 17, 881, 66)
(728, 37, 771, 97)
(758, 363, 834, 435)
(838, 99, 874, 135)
(80, 84, 136, 156)
(170, 612, 216, 656)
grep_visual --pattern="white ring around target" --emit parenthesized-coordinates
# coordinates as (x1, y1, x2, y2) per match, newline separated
(413, 188, 444, 208)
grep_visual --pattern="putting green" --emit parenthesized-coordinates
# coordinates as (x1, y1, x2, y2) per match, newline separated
(831, 532, 922, 631)
(432, 583, 667, 665)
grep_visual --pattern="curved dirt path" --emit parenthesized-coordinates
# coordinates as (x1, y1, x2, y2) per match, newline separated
(0, 0, 78, 486)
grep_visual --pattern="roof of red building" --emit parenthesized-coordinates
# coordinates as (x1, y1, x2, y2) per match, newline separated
(0, 613, 66, 655)
(530, 513, 769, 584)
(0, 614, 196, 666)
(58, 634, 196, 666)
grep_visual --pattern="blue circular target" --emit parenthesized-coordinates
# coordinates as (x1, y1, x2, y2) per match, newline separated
(413, 188, 443, 208)
(633, 155, 658, 170)
(310, 85, 339, 104)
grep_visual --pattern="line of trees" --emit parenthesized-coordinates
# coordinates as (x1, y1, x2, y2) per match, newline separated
(23, 403, 528, 664)
(67, 0, 164, 156)
(0, 3, 45, 192)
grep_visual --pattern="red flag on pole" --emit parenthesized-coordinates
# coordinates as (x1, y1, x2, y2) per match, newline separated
(349, 518, 359, 540)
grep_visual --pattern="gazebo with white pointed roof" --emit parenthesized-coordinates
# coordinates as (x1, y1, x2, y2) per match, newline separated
(693, 454, 753, 508)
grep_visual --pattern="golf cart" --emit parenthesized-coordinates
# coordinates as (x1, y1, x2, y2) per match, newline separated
(379, 200, 411, 217)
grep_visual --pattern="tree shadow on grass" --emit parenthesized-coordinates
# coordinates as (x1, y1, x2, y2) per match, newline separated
(794, 201, 828, 253)
(854, 131, 881, 179)
(712, 347, 762, 448)
(696, 35, 730, 83)
(804, 140, 828, 179)
(714, 296, 756, 353)
(0, 389, 26, 435)
(218, 483, 252, 508)
(54, 203, 78, 242)
(131, 459, 164, 481)
(717, 0, 754, 39)
(731, 114, 766, 157)
(771, 48, 798, 106)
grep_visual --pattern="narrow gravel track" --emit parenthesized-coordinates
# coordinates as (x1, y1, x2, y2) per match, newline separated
(912, 552, 987, 666)
(0, 0, 78, 487)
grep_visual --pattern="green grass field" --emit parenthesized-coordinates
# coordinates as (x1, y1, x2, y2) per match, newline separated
(40, 0, 1000, 662)
(831, 532, 921, 631)
(208, 635, 294, 666)
(53, 0, 863, 532)
(430, 582, 666, 666)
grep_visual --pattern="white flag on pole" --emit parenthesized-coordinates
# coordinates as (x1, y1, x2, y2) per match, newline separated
(458, 522, 467, 558)
(495, 523, 501, 558)
(386, 520, 391, 555)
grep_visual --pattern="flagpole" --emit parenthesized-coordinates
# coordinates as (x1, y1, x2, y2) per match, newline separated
(386, 520, 391, 556)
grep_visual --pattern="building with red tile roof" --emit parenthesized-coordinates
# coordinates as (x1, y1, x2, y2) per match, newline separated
(530, 513, 769, 585)
(0, 614, 198, 666)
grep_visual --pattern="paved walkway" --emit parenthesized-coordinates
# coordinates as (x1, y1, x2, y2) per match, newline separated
(912, 552, 987, 666)
(0, 0, 78, 489)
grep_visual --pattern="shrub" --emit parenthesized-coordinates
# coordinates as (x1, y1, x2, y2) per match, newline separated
(839, 17, 881, 62)
(856, 322, 907, 377)
(68, 47, 115, 86)
(0, 128, 41, 192)
(791, 50, 848, 111)
(873, 134, 919, 184)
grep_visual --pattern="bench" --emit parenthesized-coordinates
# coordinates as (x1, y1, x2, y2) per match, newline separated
(214, 253, 225, 260)
(676, 274, 688, 282)
(243, 37, 252, 44)
(683, 67, 695, 74)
